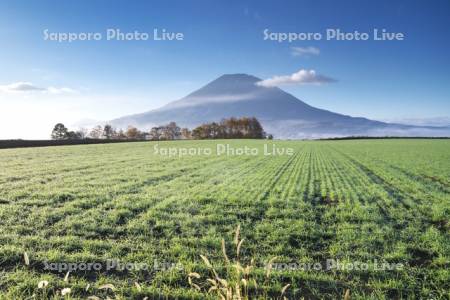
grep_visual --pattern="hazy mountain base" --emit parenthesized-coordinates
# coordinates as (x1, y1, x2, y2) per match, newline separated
(262, 120, 450, 139)
(111, 115, 450, 140)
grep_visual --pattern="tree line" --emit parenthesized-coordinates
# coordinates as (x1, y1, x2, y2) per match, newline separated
(51, 117, 272, 141)
(191, 117, 267, 139)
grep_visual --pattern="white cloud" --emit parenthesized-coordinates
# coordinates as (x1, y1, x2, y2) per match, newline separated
(0, 82, 44, 92)
(291, 46, 320, 57)
(46, 87, 78, 94)
(0, 81, 77, 94)
(256, 69, 336, 87)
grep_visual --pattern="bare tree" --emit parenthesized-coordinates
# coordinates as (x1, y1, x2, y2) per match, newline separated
(149, 127, 162, 140)
(181, 128, 191, 139)
(116, 129, 127, 140)
(89, 125, 103, 139)
(167, 122, 181, 140)
(77, 128, 88, 139)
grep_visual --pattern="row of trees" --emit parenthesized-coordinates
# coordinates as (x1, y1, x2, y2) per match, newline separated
(191, 117, 266, 139)
(50, 123, 167, 141)
(51, 117, 271, 141)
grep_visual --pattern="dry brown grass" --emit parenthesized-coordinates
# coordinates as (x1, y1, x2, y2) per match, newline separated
(188, 225, 290, 300)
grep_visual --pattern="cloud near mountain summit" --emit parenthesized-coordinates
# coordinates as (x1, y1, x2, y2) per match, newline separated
(256, 69, 336, 87)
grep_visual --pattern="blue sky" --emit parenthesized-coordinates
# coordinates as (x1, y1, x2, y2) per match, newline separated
(0, 0, 449, 138)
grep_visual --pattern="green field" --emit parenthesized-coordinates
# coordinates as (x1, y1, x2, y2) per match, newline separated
(0, 139, 448, 299)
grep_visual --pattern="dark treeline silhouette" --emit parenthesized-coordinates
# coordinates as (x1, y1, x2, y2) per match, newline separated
(319, 136, 450, 140)
(0, 139, 138, 149)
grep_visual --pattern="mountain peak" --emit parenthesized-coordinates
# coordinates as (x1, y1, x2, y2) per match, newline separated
(215, 73, 262, 82)
(181, 73, 264, 101)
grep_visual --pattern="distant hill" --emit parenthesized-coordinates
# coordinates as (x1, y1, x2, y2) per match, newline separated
(112, 74, 450, 138)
